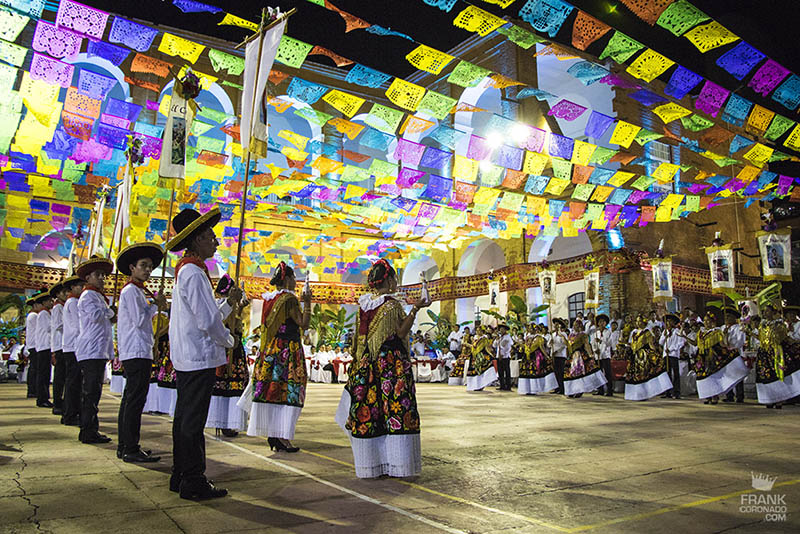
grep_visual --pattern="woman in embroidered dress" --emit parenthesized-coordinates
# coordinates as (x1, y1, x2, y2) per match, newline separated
(240, 262, 310, 452)
(755, 304, 800, 409)
(466, 327, 498, 391)
(624, 316, 672, 401)
(448, 331, 470, 386)
(518, 324, 557, 395)
(334, 259, 428, 478)
(695, 310, 749, 405)
(563, 319, 606, 398)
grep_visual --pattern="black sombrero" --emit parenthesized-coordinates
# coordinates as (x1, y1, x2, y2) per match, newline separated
(76, 257, 114, 280)
(62, 275, 84, 290)
(116, 242, 164, 276)
(664, 313, 680, 324)
(25, 291, 43, 306)
(166, 207, 221, 252)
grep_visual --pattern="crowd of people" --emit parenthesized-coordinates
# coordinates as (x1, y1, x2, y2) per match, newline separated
(6, 206, 799, 500)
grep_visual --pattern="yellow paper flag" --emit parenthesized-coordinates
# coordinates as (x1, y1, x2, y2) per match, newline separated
(653, 102, 692, 123)
(571, 140, 596, 166)
(522, 151, 549, 175)
(684, 21, 739, 53)
(405, 44, 454, 75)
(626, 49, 674, 82)
(218, 12, 258, 32)
(609, 121, 641, 148)
(158, 33, 206, 64)
(608, 171, 635, 187)
(385, 78, 426, 111)
(453, 155, 479, 182)
(322, 89, 365, 118)
(652, 162, 680, 183)
(742, 143, 773, 168)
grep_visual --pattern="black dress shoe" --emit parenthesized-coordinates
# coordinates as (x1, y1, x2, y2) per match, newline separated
(52, 407, 63, 415)
(81, 433, 112, 444)
(605, 392, 614, 397)
(37, 401, 54, 408)
(63, 418, 80, 426)
(123, 449, 161, 463)
(116, 447, 123, 459)
(179, 481, 228, 500)
(169, 474, 181, 493)
(221, 429, 239, 438)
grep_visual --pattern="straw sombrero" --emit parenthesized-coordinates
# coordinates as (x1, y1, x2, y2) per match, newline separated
(166, 207, 221, 252)
(49, 280, 65, 298)
(25, 291, 43, 306)
(76, 257, 114, 280)
(664, 313, 680, 324)
(62, 275, 84, 290)
(116, 242, 164, 276)
(552, 318, 567, 328)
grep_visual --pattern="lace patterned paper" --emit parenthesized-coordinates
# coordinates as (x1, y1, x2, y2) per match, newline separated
(720, 94, 752, 127)
(771, 74, 800, 111)
(584, 110, 614, 138)
(495, 144, 524, 171)
(429, 124, 464, 150)
(626, 49, 674, 83)
(286, 77, 328, 105)
(655, 0, 709, 35)
(453, 155, 480, 182)
(158, 33, 205, 64)
(448, 60, 490, 88)
(684, 21, 739, 53)
(423, 0, 458, 12)
(609, 120, 641, 148)
(64, 86, 101, 119)
(105, 98, 142, 122)
(0, 8, 28, 41)
(518, 0, 574, 38)
(742, 143, 773, 168)
(783, 123, 800, 152)
(308, 45, 352, 67)
(130, 53, 172, 77)
(522, 150, 548, 175)
(345, 63, 391, 89)
(406, 44, 453, 75)
(419, 146, 451, 171)
(679, 114, 713, 131)
(293, 107, 332, 127)
(619, 0, 675, 25)
(274, 35, 313, 69)
(519, 127, 547, 152)
(322, 89, 364, 118)
(599, 31, 644, 64)
(548, 133, 574, 159)
(109, 17, 159, 53)
(422, 175, 452, 203)
(628, 89, 666, 107)
(77, 69, 116, 99)
(467, 135, 490, 161)
(325, 1, 370, 33)
(86, 40, 129, 66)
(386, 78, 426, 111)
(100, 113, 129, 129)
(1, 0, 44, 18)
(663, 65, 702, 99)
(217, 13, 258, 32)
(547, 99, 587, 120)
(566, 61, 608, 86)
(715, 41, 765, 81)
(96, 122, 129, 150)
(28, 52, 74, 88)
(489, 74, 523, 89)
(19, 70, 59, 104)
(571, 11, 610, 50)
(173, 0, 222, 14)
(364, 104, 404, 134)
(764, 115, 795, 142)
(747, 59, 789, 96)
(55, 0, 108, 39)
(71, 138, 111, 164)
(479, 163, 504, 187)
(453, 5, 506, 36)
(137, 133, 162, 158)
(33, 20, 83, 59)
(695, 80, 729, 117)
(571, 140, 596, 165)
(399, 115, 434, 135)
(746, 105, 774, 135)
(394, 138, 426, 167)
(496, 24, 544, 49)
(417, 90, 457, 120)
(0, 37, 26, 66)
(207, 48, 245, 76)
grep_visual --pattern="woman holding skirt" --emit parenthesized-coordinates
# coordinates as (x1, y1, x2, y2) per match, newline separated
(335, 259, 428, 478)
(241, 262, 310, 452)
(755, 304, 800, 408)
(465, 327, 498, 391)
(564, 319, 606, 398)
(448, 332, 470, 386)
(695, 311, 749, 405)
(624, 317, 672, 400)
(518, 324, 557, 395)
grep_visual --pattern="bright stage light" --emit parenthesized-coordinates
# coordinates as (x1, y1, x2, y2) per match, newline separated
(511, 123, 530, 143)
(486, 132, 504, 148)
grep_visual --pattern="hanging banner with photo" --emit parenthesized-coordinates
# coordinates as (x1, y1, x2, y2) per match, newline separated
(650, 257, 673, 303)
(159, 87, 195, 178)
(705, 244, 735, 293)
(539, 269, 557, 303)
(487, 280, 500, 308)
(584, 269, 600, 309)
(756, 228, 792, 281)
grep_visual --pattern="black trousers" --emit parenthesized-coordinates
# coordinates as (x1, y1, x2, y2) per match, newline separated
(78, 359, 106, 441)
(599, 359, 613, 394)
(497, 358, 511, 390)
(52, 350, 66, 410)
(668, 357, 681, 397)
(323, 363, 337, 383)
(62, 351, 81, 423)
(172, 368, 216, 485)
(36, 349, 51, 405)
(118, 358, 152, 454)
(554, 357, 566, 393)
(726, 381, 744, 402)
(26, 349, 38, 397)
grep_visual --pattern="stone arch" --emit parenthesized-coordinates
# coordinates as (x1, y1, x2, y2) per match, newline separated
(456, 239, 506, 324)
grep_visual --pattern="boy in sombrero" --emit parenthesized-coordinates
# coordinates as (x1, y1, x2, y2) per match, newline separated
(116, 243, 168, 463)
(24, 293, 41, 399)
(75, 257, 116, 444)
(34, 289, 54, 408)
(61, 275, 85, 426)
(50, 280, 70, 415)
(167, 207, 241, 500)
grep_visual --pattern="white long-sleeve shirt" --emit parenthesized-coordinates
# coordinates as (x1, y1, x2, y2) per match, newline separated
(592, 329, 611, 360)
(35, 309, 51, 352)
(497, 333, 513, 359)
(550, 331, 568, 359)
(725, 324, 746, 355)
(75, 287, 114, 361)
(789, 321, 800, 342)
(117, 282, 159, 361)
(608, 330, 621, 353)
(660, 328, 685, 358)
(50, 301, 64, 352)
(25, 311, 38, 353)
(61, 297, 79, 353)
(169, 263, 233, 372)
(448, 331, 462, 352)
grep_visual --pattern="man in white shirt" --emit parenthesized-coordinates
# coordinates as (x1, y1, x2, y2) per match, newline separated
(722, 309, 746, 403)
(35, 290, 54, 408)
(496, 324, 513, 391)
(24, 294, 40, 399)
(660, 314, 685, 399)
(646, 311, 663, 332)
(447, 325, 462, 358)
(116, 243, 167, 463)
(550, 318, 569, 394)
(592, 314, 613, 396)
(787, 307, 800, 342)
(60, 276, 84, 426)
(167, 207, 240, 500)
(75, 257, 116, 444)
(50, 281, 69, 415)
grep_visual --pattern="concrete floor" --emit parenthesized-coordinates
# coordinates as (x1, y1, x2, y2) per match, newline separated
(1, 382, 798, 534)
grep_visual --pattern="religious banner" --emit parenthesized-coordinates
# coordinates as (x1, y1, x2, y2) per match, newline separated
(488, 280, 500, 308)
(706, 244, 735, 293)
(584, 269, 600, 308)
(539, 269, 557, 303)
(651, 257, 673, 303)
(756, 228, 792, 281)
(241, 17, 287, 157)
(159, 87, 195, 178)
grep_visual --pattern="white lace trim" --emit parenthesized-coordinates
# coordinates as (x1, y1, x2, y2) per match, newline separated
(358, 292, 394, 312)
(261, 288, 293, 301)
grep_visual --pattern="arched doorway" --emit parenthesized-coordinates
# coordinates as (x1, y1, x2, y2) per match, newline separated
(456, 239, 506, 324)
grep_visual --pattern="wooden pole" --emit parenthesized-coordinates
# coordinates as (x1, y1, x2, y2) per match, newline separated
(234, 8, 296, 50)
(159, 179, 178, 294)
(108, 160, 132, 304)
